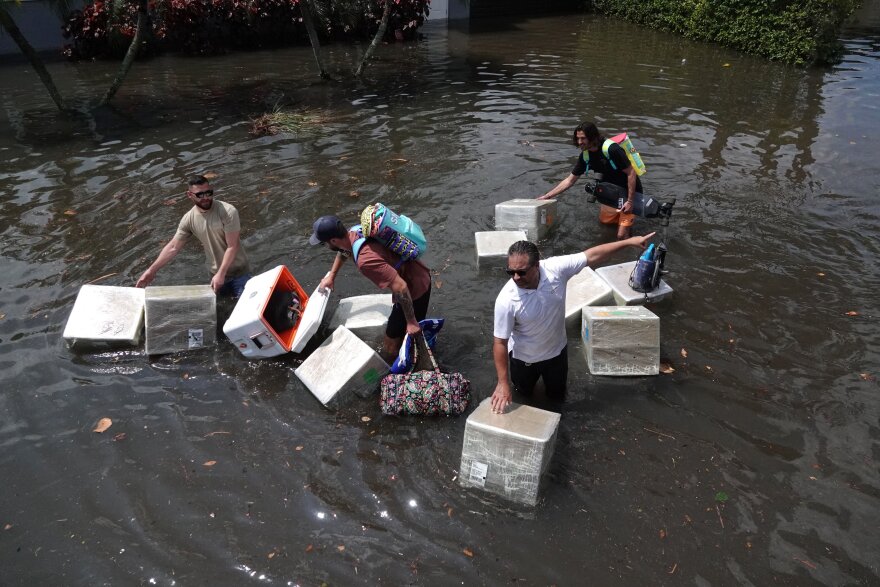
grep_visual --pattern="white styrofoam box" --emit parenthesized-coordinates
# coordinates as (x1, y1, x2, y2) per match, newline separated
(63, 285, 145, 347)
(564, 267, 614, 332)
(459, 398, 561, 506)
(327, 294, 392, 343)
(475, 230, 528, 267)
(290, 286, 330, 353)
(495, 199, 558, 241)
(294, 326, 389, 407)
(223, 265, 314, 359)
(581, 306, 659, 376)
(594, 261, 673, 306)
(145, 285, 216, 355)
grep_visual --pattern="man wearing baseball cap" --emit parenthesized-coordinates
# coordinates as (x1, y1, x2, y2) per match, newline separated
(310, 215, 431, 357)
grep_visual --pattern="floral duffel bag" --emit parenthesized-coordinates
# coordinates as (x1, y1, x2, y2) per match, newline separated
(379, 343, 470, 416)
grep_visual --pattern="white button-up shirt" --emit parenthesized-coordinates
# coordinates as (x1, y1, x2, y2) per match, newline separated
(493, 253, 588, 363)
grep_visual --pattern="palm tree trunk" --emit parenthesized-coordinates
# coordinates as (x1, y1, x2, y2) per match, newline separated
(0, 6, 65, 111)
(300, 0, 330, 79)
(98, 0, 148, 106)
(355, 0, 392, 78)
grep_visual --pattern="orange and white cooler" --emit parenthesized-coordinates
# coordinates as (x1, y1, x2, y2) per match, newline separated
(223, 265, 326, 358)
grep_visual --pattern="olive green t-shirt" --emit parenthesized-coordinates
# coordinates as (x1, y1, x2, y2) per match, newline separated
(175, 200, 250, 277)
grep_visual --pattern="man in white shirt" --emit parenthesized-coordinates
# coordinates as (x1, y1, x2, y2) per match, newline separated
(491, 233, 654, 413)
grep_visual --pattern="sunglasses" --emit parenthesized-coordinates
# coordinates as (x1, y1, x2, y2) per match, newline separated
(188, 189, 214, 198)
(505, 267, 532, 277)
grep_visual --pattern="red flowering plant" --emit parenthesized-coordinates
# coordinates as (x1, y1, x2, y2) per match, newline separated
(62, 0, 429, 60)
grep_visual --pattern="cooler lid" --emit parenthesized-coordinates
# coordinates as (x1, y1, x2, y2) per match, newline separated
(290, 286, 330, 353)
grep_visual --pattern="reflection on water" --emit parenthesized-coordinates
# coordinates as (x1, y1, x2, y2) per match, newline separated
(1, 10, 879, 585)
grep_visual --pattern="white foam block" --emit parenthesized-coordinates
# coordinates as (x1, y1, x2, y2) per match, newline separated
(594, 261, 673, 306)
(327, 294, 393, 343)
(144, 285, 216, 355)
(564, 267, 614, 332)
(459, 398, 561, 506)
(294, 326, 389, 407)
(475, 230, 528, 267)
(581, 306, 659, 376)
(495, 199, 558, 241)
(63, 285, 145, 347)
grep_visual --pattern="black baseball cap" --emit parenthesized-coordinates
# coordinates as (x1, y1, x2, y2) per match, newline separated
(309, 215, 346, 245)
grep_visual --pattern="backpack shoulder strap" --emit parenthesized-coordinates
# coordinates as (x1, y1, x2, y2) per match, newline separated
(601, 139, 618, 170)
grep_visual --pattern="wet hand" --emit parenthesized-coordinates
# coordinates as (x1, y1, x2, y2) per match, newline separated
(135, 269, 154, 288)
(490, 381, 512, 414)
(318, 274, 335, 293)
(632, 231, 656, 249)
(621, 200, 634, 214)
(405, 321, 422, 337)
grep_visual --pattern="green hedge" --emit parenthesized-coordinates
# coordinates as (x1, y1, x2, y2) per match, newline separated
(591, 0, 861, 65)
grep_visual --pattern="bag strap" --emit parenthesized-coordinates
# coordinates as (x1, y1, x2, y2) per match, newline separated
(411, 331, 441, 373)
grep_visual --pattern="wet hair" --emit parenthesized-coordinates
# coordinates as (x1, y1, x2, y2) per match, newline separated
(188, 175, 209, 187)
(508, 240, 540, 267)
(572, 121, 604, 147)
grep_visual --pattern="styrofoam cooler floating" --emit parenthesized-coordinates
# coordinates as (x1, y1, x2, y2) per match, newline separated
(63, 285, 145, 347)
(495, 199, 558, 241)
(145, 285, 216, 355)
(223, 265, 318, 358)
(581, 306, 659, 376)
(327, 294, 392, 343)
(594, 261, 673, 306)
(475, 230, 527, 267)
(294, 326, 389, 407)
(564, 267, 614, 332)
(459, 398, 561, 506)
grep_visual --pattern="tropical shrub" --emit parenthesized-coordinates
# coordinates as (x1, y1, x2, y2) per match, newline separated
(62, 0, 430, 60)
(590, 0, 861, 65)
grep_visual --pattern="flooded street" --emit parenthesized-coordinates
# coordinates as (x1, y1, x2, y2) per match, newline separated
(1, 8, 879, 585)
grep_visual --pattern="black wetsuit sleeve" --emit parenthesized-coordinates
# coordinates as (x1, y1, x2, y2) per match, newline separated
(608, 143, 631, 171)
(571, 153, 587, 176)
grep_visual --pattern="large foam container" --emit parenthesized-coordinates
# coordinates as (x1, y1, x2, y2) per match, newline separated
(327, 294, 393, 343)
(581, 306, 659, 376)
(594, 261, 673, 306)
(459, 398, 561, 506)
(63, 285, 145, 347)
(294, 326, 389, 407)
(223, 266, 322, 359)
(475, 230, 528, 267)
(564, 267, 614, 333)
(144, 285, 216, 355)
(495, 199, 557, 241)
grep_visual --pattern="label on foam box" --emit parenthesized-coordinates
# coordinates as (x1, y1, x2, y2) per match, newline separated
(469, 461, 488, 487)
(188, 328, 204, 349)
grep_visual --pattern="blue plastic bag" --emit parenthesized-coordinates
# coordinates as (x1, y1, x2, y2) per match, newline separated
(390, 318, 445, 374)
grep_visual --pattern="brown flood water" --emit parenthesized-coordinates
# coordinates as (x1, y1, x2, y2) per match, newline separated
(1, 8, 879, 585)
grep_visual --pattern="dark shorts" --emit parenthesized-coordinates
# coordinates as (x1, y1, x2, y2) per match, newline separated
(509, 346, 568, 400)
(217, 273, 251, 298)
(386, 286, 431, 340)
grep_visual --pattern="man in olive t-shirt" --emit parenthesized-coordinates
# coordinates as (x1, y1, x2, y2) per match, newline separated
(136, 175, 252, 297)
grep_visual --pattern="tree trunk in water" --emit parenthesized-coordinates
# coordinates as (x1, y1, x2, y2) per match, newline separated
(0, 6, 64, 111)
(355, 0, 392, 78)
(99, 0, 148, 106)
(300, 0, 330, 80)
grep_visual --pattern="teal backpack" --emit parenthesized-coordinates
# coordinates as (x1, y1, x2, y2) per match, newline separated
(352, 203, 427, 267)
